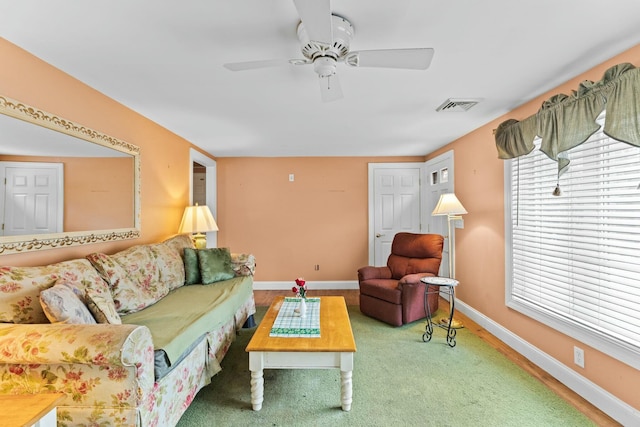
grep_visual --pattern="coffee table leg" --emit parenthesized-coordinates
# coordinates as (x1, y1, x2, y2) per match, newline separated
(249, 352, 264, 411)
(340, 370, 352, 411)
(340, 352, 353, 411)
(250, 370, 264, 410)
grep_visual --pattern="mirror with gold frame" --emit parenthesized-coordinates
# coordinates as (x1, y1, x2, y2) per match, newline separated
(0, 95, 140, 254)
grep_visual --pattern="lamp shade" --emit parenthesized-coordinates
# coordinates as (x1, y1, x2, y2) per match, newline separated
(432, 193, 468, 216)
(178, 204, 219, 234)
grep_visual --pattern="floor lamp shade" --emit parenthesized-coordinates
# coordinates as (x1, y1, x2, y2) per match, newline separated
(178, 204, 218, 249)
(432, 193, 468, 216)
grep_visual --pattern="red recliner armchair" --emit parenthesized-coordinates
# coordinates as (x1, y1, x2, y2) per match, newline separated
(358, 233, 444, 326)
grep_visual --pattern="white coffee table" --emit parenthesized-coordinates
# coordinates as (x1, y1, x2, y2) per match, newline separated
(245, 296, 357, 411)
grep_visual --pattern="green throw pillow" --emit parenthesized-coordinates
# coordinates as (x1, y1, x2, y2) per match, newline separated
(183, 248, 201, 285)
(197, 248, 235, 284)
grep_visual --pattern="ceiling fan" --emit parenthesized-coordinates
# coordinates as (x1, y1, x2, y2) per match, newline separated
(223, 0, 435, 102)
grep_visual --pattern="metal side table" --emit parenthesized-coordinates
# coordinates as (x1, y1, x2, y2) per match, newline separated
(421, 276, 459, 347)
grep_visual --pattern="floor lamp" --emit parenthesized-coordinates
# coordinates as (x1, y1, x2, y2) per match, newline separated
(432, 193, 467, 327)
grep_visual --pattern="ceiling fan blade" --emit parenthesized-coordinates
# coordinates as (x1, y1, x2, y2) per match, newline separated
(293, 0, 333, 43)
(223, 59, 293, 71)
(319, 73, 343, 102)
(345, 48, 435, 70)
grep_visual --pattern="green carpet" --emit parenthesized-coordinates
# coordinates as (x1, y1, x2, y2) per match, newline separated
(177, 306, 595, 426)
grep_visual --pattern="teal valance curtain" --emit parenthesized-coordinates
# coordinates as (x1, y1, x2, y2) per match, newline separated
(495, 62, 640, 191)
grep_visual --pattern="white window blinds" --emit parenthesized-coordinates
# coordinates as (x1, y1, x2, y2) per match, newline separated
(506, 113, 640, 368)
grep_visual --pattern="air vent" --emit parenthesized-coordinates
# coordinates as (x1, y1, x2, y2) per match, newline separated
(436, 98, 480, 112)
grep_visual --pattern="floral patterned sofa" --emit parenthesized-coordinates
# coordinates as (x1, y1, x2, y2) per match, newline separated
(0, 234, 256, 426)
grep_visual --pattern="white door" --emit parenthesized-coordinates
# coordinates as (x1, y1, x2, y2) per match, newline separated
(424, 151, 454, 277)
(369, 163, 423, 266)
(1, 162, 63, 236)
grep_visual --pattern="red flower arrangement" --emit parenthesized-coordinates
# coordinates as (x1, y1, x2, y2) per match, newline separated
(291, 277, 307, 299)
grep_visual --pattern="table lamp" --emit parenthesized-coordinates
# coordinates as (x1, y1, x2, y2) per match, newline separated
(178, 203, 218, 249)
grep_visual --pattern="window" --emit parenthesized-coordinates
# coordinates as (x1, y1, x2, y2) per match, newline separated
(505, 113, 640, 369)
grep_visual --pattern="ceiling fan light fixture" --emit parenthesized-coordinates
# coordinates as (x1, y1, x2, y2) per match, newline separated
(313, 56, 337, 77)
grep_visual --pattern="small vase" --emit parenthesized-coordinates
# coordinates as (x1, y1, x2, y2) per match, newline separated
(297, 298, 307, 318)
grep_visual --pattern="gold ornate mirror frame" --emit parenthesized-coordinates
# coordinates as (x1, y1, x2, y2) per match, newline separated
(0, 95, 141, 254)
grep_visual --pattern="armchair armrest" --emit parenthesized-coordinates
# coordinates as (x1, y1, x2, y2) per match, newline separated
(398, 272, 437, 285)
(398, 273, 440, 321)
(0, 323, 155, 406)
(358, 266, 392, 282)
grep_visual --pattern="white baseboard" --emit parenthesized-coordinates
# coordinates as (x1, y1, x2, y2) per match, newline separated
(455, 299, 640, 426)
(253, 280, 359, 291)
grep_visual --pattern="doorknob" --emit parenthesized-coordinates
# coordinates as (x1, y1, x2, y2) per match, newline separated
(375, 233, 385, 238)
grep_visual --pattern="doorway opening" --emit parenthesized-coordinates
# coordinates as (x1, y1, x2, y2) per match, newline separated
(189, 149, 217, 247)
(192, 161, 207, 206)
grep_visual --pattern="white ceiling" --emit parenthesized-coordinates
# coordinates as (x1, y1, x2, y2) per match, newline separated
(1, 0, 639, 158)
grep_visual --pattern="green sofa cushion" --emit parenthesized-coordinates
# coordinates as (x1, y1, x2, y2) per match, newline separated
(183, 248, 201, 285)
(197, 248, 235, 284)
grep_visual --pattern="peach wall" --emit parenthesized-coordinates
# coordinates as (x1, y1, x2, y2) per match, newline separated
(0, 38, 198, 265)
(428, 44, 640, 412)
(217, 156, 423, 281)
(0, 155, 133, 231)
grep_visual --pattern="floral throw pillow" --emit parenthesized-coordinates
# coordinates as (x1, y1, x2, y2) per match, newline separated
(87, 245, 171, 315)
(83, 276, 122, 324)
(162, 234, 195, 259)
(231, 253, 256, 276)
(149, 242, 185, 291)
(39, 283, 97, 324)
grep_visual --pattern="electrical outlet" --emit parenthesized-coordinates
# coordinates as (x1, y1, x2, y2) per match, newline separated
(289, 173, 295, 182)
(573, 346, 585, 368)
